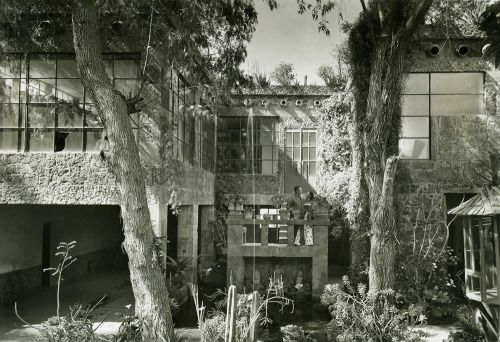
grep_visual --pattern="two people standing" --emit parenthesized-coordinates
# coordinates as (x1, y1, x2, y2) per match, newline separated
(287, 186, 316, 246)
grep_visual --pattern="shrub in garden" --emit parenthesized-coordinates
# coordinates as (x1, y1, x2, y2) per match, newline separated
(445, 305, 485, 342)
(321, 276, 425, 342)
(281, 324, 317, 342)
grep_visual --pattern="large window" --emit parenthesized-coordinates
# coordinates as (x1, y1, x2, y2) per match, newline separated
(0, 53, 140, 152)
(170, 71, 195, 164)
(217, 116, 278, 174)
(284, 129, 316, 192)
(400, 72, 484, 159)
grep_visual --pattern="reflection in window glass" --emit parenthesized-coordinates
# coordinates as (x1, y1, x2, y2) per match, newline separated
(57, 79, 84, 103)
(399, 138, 430, 159)
(0, 55, 21, 78)
(403, 73, 429, 94)
(0, 104, 18, 127)
(58, 104, 84, 127)
(28, 79, 56, 102)
(28, 130, 54, 152)
(0, 130, 19, 151)
(0, 79, 21, 103)
(402, 95, 429, 116)
(114, 60, 138, 78)
(29, 55, 56, 78)
(57, 58, 79, 78)
(402, 117, 429, 137)
(431, 73, 483, 94)
(28, 105, 55, 128)
(431, 95, 483, 115)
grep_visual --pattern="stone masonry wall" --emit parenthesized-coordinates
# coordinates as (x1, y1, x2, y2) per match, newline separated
(397, 39, 499, 253)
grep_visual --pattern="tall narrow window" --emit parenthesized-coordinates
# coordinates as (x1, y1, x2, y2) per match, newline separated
(284, 129, 316, 192)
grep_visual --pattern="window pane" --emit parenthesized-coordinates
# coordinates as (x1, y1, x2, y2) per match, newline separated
(29, 55, 56, 78)
(114, 60, 139, 78)
(58, 104, 84, 127)
(28, 129, 53, 152)
(0, 55, 21, 78)
(55, 130, 82, 152)
(402, 95, 429, 116)
(431, 73, 483, 94)
(0, 79, 21, 103)
(28, 105, 55, 128)
(260, 131, 272, 145)
(293, 147, 300, 161)
(310, 147, 316, 161)
(399, 138, 429, 159)
(286, 132, 293, 146)
(57, 57, 79, 78)
(292, 132, 300, 146)
(309, 132, 316, 146)
(309, 162, 316, 177)
(302, 132, 310, 146)
(114, 79, 139, 99)
(302, 147, 309, 160)
(0, 104, 19, 127)
(401, 117, 429, 137)
(28, 79, 56, 102)
(431, 95, 483, 115)
(85, 129, 105, 152)
(57, 79, 84, 103)
(403, 73, 429, 94)
(0, 130, 19, 151)
(259, 117, 274, 131)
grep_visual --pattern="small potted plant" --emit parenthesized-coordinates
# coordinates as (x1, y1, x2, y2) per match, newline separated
(227, 194, 236, 211)
(235, 196, 244, 212)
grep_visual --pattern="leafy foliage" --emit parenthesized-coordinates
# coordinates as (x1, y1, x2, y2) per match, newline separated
(281, 324, 317, 342)
(317, 63, 346, 90)
(270, 62, 298, 87)
(446, 305, 485, 342)
(321, 276, 425, 342)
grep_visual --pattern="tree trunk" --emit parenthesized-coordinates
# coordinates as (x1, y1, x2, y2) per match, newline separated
(364, 37, 404, 292)
(71, 1, 174, 341)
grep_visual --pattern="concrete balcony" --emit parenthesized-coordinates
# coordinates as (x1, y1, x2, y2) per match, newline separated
(226, 210, 329, 297)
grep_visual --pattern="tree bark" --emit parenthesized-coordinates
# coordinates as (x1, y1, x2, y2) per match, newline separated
(71, 1, 174, 341)
(363, 37, 404, 292)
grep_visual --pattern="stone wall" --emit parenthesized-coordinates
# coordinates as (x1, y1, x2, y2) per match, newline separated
(397, 38, 499, 254)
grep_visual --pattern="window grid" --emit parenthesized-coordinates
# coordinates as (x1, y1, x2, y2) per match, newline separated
(285, 129, 317, 180)
(217, 116, 278, 175)
(0, 53, 140, 153)
(400, 72, 484, 160)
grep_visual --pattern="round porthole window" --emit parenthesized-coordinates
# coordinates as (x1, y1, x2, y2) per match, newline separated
(295, 99, 303, 106)
(280, 99, 287, 106)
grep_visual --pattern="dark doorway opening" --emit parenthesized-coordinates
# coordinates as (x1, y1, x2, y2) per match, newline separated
(328, 227, 350, 278)
(41, 223, 51, 287)
(167, 205, 178, 261)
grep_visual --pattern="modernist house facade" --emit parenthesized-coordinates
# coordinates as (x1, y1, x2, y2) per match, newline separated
(0, 25, 498, 323)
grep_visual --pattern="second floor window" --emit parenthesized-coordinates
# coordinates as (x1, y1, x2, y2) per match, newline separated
(0, 53, 140, 153)
(217, 116, 278, 175)
(400, 72, 484, 160)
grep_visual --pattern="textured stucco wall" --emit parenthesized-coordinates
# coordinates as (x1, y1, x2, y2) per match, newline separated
(0, 153, 214, 207)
